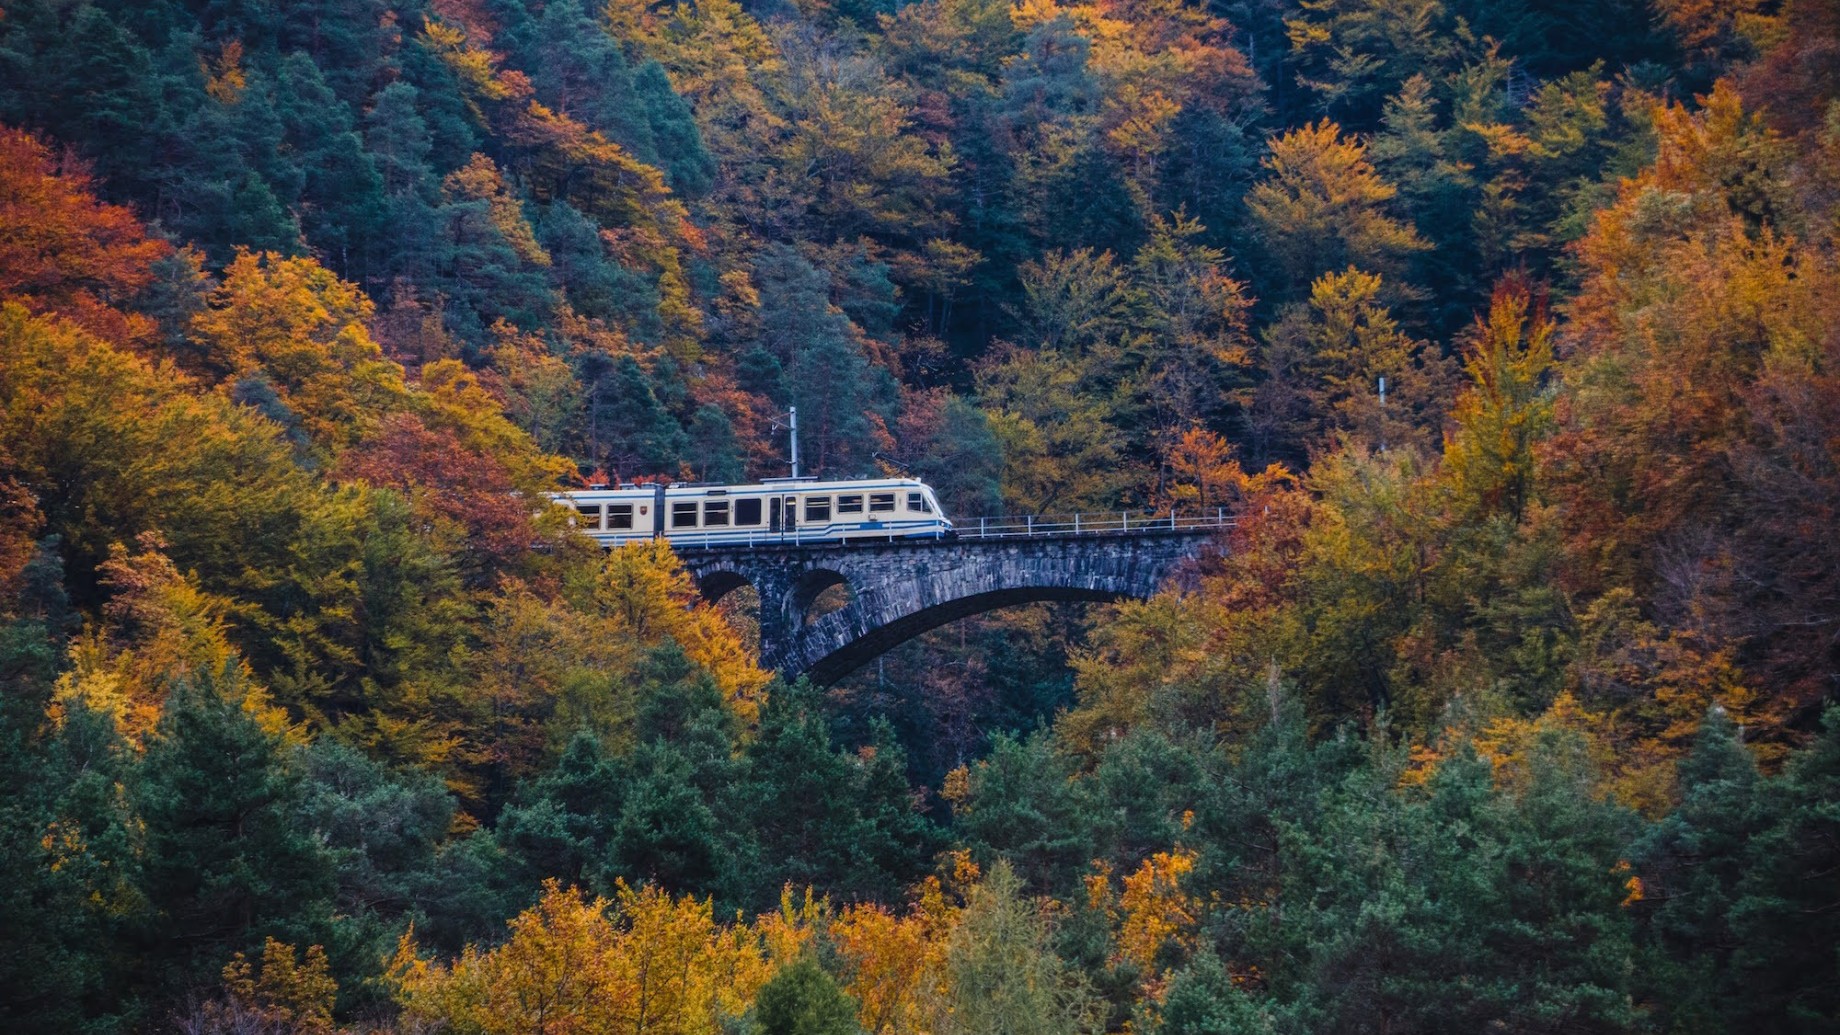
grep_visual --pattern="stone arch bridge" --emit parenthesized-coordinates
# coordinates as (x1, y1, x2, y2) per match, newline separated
(678, 515, 1228, 684)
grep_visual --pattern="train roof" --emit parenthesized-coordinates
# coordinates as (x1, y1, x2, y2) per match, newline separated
(553, 476, 933, 497)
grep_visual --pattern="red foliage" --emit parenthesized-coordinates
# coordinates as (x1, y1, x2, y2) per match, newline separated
(1205, 470, 1309, 612)
(335, 413, 536, 578)
(0, 126, 169, 343)
(1740, 0, 1840, 138)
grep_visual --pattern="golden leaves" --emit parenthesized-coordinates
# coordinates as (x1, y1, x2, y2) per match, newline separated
(52, 534, 291, 748)
(202, 40, 248, 104)
(597, 540, 771, 727)
(393, 879, 782, 1035)
(219, 939, 339, 1035)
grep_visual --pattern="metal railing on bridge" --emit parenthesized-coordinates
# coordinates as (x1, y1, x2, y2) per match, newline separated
(649, 509, 1234, 550)
(954, 508, 1235, 540)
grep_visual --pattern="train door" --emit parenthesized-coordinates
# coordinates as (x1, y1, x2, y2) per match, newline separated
(651, 483, 667, 538)
(767, 495, 800, 539)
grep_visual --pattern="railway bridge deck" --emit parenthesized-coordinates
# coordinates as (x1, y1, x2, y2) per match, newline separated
(677, 512, 1230, 684)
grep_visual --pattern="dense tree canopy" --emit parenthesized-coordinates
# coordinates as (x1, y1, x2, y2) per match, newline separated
(3, 0, 1839, 1032)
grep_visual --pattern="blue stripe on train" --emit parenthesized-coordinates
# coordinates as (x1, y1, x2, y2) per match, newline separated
(586, 520, 949, 548)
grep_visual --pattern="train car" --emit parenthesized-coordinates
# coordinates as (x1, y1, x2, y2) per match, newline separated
(554, 477, 952, 548)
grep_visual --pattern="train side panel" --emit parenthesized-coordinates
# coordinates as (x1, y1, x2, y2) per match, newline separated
(554, 479, 951, 548)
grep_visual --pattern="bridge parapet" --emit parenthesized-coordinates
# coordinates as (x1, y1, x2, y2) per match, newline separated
(678, 517, 1227, 683)
(953, 509, 1233, 540)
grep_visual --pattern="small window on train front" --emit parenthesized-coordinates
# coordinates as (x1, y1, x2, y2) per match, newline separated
(805, 496, 832, 523)
(576, 504, 602, 530)
(837, 494, 864, 514)
(735, 498, 763, 526)
(672, 501, 700, 528)
(869, 493, 896, 513)
(704, 500, 731, 526)
(908, 492, 931, 513)
(607, 504, 634, 530)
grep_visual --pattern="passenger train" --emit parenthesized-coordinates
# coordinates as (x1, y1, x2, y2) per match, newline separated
(555, 477, 953, 547)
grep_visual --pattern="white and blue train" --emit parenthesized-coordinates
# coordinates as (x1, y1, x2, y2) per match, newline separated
(555, 477, 953, 547)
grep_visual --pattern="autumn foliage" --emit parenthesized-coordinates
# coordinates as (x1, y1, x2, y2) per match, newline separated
(4, 1, 1840, 1033)
(0, 126, 169, 344)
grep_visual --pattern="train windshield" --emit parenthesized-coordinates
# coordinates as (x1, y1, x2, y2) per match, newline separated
(922, 486, 949, 524)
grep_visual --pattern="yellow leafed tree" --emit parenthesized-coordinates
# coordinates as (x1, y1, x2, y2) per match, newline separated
(596, 540, 771, 727)
(393, 879, 779, 1035)
(831, 876, 959, 1034)
(189, 251, 413, 452)
(1084, 848, 1200, 998)
(52, 533, 290, 747)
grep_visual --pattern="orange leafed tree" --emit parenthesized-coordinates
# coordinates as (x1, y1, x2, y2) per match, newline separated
(1549, 80, 1838, 734)
(1164, 426, 1254, 510)
(0, 125, 169, 344)
(831, 877, 959, 1034)
(334, 412, 540, 580)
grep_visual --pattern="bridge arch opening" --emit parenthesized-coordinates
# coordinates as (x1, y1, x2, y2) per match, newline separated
(795, 585, 1130, 685)
(697, 569, 761, 656)
(791, 568, 855, 626)
(697, 569, 753, 604)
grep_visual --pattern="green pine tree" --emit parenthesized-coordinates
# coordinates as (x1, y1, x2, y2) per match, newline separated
(133, 665, 337, 998)
(753, 957, 863, 1035)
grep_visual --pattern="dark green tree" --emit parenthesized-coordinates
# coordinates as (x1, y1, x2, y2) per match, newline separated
(495, 729, 625, 889)
(295, 738, 454, 917)
(1257, 728, 1639, 1035)
(294, 737, 456, 1009)
(274, 52, 385, 281)
(538, 200, 664, 334)
(0, 619, 139, 1033)
(723, 680, 937, 908)
(753, 247, 892, 476)
(364, 81, 435, 198)
(687, 405, 747, 483)
(1157, 952, 1278, 1035)
(585, 354, 687, 478)
(506, 0, 712, 194)
(752, 957, 863, 1035)
(912, 396, 1004, 517)
(1631, 707, 1767, 1031)
(952, 732, 1097, 894)
(133, 666, 337, 998)
(1726, 708, 1840, 1031)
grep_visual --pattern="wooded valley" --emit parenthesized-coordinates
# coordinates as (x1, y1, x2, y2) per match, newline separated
(1, 0, 1837, 1031)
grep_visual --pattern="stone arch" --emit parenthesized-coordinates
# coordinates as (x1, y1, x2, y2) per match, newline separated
(681, 528, 1219, 685)
(695, 568, 754, 604)
(789, 567, 854, 626)
(791, 584, 1132, 685)
(695, 567, 764, 657)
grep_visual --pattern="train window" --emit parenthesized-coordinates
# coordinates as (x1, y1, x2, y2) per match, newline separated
(607, 504, 634, 530)
(575, 504, 602, 530)
(805, 496, 832, 523)
(869, 493, 896, 513)
(837, 494, 864, 514)
(671, 501, 700, 528)
(735, 498, 762, 526)
(704, 500, 730, 526)
(908, 492, 931, 513)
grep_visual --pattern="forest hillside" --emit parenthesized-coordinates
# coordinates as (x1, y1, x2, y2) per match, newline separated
(1, 0, 1838, 1032)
